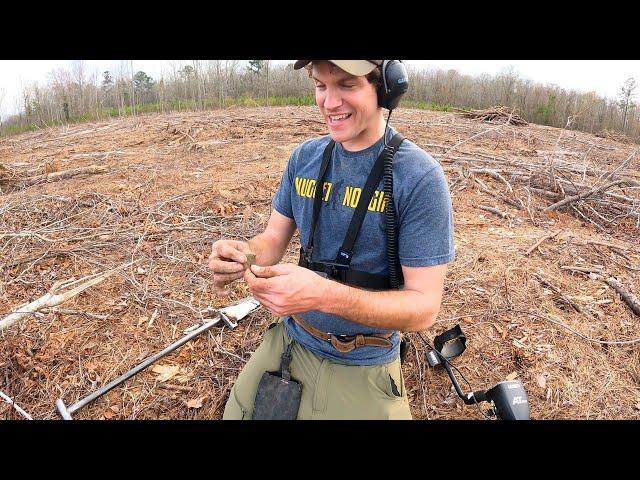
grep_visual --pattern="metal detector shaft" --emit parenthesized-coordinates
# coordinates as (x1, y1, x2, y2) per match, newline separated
(57, 313, 229, 419)
(442, 360, 487, 405)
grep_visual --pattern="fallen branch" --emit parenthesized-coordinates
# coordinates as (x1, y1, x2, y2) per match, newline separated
(532, 273, 583, 313)
(478, 205, 509, 218)
(470, 168, 514, 192)
(0, 390, 33, 420)
(0, 231, 55, 242)
(438, 308, 640, 345)
(505, 309, 640, 345)
(157, 383, 195, 393)
(604, 277, 640, 317)
(483, 188, 524, 210)
(560, 265, 605, 275)
(17, 165, 109, 188)
(544, 179, 634, 212)
(560, 266, 640, 317)
(40, 307, 110, 320)
(0, 261, 136, 331)
(583, 239, 630, 252)
(525, 231, 560, 256)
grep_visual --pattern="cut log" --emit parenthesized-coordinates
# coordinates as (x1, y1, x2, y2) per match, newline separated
(17, 165, 109, 188)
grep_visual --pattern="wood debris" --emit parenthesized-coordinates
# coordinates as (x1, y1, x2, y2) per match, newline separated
(1, 106, 639, 421)
(454, 106, 529, 126)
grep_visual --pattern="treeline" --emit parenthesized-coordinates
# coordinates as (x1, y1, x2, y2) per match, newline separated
(1, 60, 638, 142)
(405, 65, 639, 141)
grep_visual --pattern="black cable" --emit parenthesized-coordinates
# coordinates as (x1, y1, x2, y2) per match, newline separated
(383, 109, 393, 147)
(383, 108, 402, 290)
(414, 331, 493, 420)
(382, 108, 489, 419)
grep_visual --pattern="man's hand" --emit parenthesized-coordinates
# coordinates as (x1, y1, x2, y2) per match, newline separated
(208, 239, 254, 295)
(244, 263, 328, 316)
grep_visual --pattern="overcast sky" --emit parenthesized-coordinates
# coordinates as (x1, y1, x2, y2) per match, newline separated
(1, 60, 639, 118)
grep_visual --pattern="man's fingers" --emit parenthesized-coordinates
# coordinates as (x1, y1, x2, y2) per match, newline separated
(250, 263, 294, 278)
(245, 268, 274, 294)
(212, 282, 231, 296)
(252, 294, 279, 314)
(213, 271, 245, 284)
(209, 258, 245, 274)
(218, 243, 247, 264)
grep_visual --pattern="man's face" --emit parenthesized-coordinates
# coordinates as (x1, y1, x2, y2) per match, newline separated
(312, 61, 381, 148)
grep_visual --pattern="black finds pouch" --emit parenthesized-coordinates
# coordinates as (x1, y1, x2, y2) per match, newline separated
(400, 334, 410, 365)
(251, 341, 302, 420)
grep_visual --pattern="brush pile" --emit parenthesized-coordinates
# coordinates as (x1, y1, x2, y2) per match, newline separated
(454, 106, 529, 126)
(440, 145, 640, 232)
(596, 129, 632, 144)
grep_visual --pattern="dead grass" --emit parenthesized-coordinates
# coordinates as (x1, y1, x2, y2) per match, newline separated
(1, 106, 639, 420)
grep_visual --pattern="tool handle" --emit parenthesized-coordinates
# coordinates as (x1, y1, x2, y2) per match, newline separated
(55, 399, 73, 420)
(66, 315, 223, 414)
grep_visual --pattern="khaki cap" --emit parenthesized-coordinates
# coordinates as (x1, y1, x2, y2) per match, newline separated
(294, 60, 382, 76)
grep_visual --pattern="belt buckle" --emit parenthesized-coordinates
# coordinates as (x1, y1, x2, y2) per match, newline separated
(335, 333, 351, 343)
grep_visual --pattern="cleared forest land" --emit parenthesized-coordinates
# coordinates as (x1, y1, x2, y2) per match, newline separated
(1, 106, 639, 420)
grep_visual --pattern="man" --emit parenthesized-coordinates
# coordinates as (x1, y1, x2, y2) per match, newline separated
(208, 60, 455, 419)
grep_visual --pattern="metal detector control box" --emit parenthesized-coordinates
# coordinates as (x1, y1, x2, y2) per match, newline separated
(485, 381, 530, 420)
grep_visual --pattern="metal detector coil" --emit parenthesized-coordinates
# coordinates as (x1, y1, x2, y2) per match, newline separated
(432, 325, 467, 361)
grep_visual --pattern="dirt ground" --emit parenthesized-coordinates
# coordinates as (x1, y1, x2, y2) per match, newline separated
(1, 106, 639, 420)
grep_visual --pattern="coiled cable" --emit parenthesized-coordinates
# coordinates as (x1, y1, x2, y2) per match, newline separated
(382, 110, 403, 289)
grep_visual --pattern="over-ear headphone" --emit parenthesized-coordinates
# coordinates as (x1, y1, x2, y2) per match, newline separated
(377, 60, 409, 110)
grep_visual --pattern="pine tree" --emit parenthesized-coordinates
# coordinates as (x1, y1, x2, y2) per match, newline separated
(179, 65, 194, 79)
(133, 71, 156, 103)
(247, 60, 264, 75)
(102, 71, 114, 87)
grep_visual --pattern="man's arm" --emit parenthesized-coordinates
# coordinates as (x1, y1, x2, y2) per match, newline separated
(247, 209, 297, 266)
(246, 261, 448, 333)
(208, 209, 296, 294)
(317, 263, 448, 332)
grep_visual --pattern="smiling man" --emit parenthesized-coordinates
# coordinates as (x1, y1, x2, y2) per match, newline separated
(208, 60, 455, 419)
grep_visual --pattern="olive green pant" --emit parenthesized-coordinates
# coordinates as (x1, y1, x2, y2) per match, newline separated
(222, 318, 412, 420)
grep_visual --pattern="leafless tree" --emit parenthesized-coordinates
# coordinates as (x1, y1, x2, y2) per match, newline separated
(618, 77, 637, 133)
(0, 87, 6, 131)
(3, 61, 640, 143)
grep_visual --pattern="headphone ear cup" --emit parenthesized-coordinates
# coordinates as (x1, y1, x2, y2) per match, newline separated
(377, 61, 389, 108)
(378, 60, 409, 110)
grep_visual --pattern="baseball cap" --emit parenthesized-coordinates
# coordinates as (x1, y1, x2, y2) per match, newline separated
(294, 60, 382, 76)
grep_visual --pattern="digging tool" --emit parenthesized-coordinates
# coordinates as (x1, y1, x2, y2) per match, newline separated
(55, 296, 261, 420)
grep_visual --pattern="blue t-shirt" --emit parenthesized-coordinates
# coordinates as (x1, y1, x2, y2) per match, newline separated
(272, 127, 455, 366)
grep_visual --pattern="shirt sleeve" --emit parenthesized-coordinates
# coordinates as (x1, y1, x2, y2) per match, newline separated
(271, 147, 297, 219)
(397, 164, 455, 267)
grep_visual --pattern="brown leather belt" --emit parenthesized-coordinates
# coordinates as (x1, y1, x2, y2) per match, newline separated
(290, 314, 393, 353)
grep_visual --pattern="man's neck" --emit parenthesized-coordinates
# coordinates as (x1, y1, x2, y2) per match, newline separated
(341, 115, 387, 152)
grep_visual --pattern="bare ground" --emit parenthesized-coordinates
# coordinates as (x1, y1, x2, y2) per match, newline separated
(1, 106, 639, 420)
